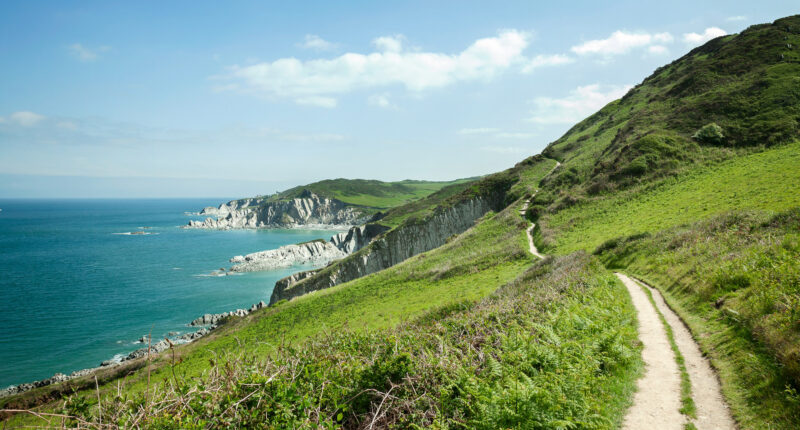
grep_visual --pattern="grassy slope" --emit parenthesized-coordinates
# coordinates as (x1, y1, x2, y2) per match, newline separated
(264, 177, 477, 209)
(541, 140, 800, 254)
(596, 211, 800, 428)
(1, 158, 561, 427)
(527, 16, 800, 429)
(61, 255, 642, 429)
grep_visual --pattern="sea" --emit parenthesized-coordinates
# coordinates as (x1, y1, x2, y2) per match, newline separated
(0, 198, 342, 389)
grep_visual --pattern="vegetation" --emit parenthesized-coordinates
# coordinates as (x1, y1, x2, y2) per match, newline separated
(539, 140, 800, 254)
(24, 255, 641, 429)
(596, 210, 800, 428)
(262, 177, 478, 210)
(4, 14, 800, 430)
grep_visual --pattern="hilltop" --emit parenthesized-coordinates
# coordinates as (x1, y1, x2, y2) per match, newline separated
(3, 15, 800, 429)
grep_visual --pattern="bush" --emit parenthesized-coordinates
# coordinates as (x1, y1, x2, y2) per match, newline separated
(692, 122, 726, 144)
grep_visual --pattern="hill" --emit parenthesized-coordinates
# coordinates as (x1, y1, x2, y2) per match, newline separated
(264, 177, 478, 209)
(3, 15, 800, 429)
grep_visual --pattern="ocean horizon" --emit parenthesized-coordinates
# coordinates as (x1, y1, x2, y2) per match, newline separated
(0, 198, 341, 388)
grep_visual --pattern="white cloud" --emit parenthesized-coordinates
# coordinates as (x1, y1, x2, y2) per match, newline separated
(225, 30, 530, 107)
(9, 111, 45, 127)
(571, 31, 674, 56)
(528, 84, 632, 124)
(726, 16, 747, 22)
(67, 43, 109, 61)
(368, 93, 394, 108)
(298, 35, 337, 51)
(458, 127, 499, 135)
(647, 45, 669, 55)
(683, 27, 728, 45)
(0, 116, 6, 123)
(521, 54, 573, 73)
(372, 35, 405, 53)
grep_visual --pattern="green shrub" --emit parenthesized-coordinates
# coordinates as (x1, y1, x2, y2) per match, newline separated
(692, 122, 726, 144)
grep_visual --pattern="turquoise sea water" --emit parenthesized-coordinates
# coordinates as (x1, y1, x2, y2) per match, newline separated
(0, 199, 341, 388)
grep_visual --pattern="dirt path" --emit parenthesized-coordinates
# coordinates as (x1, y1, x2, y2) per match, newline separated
(520, 161, 560, 260)
(616, 273, 736, 429)
(616, 273, 685, 429)
(634, 276, 737, 430)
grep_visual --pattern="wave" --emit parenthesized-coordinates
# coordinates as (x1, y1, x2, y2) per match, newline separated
(112, 232, 159, 236)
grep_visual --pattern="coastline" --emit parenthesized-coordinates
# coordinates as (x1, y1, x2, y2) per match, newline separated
(0, 299, 270, 399)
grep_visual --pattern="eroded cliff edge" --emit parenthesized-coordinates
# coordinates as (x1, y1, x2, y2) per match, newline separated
(268, 176, 517, 304)
(186, 190, 370, 229)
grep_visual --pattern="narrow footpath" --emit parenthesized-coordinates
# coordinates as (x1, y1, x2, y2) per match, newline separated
(616, 273, 736, 430)
(519, 161, 733, 428)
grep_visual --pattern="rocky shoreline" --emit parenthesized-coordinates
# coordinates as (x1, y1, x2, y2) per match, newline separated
(0, 301, 269, 399)
(185, 190, 369, 229)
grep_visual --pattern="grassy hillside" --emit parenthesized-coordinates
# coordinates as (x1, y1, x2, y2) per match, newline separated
(524, 15, 800, 428)
(539, 140, 800, 254)
(66, 254, 641, 428)
(596, 210, 800, 427)
(4, 14, 800, 430)
(1, 156, 563, 427)
(537, 15, 799, 204)
(264, 177, 477, 209)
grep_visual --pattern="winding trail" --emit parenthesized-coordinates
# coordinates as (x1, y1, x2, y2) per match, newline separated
(616, 273, 736, 430)
(521, 160, 733, 428)
(520, 161, 560, 260)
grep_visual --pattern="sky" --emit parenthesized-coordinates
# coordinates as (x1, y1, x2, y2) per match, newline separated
(0, 1, 797, 198)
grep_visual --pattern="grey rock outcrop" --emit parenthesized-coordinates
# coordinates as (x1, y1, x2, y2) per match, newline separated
(186, 191, 369, 229)
(269, 197, 495, 304)
(229, 224, 389, 273)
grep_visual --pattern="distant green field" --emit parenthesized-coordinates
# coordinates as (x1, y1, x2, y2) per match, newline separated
(266, 177, 478, 209)
(542, 141, 800, 254)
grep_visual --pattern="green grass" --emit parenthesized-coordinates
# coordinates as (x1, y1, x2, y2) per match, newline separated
(1, 193, 534, 427)
(597, 210, 800, 428)
(541, 141, 800, 254)
(265, 177, 478, 209)
(37, 254, 643, 429)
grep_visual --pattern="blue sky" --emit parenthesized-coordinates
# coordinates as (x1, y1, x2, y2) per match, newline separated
(0, 1, 796, 198)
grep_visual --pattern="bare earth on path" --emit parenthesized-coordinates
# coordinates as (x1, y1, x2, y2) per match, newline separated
(616, 273, 685, 429)
(616, 273, 737, 430)
(632, 276, 737, 430)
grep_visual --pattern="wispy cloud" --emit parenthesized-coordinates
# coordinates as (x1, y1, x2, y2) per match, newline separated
(67, 43, 110, 61)
(726, 16, 747, 22)
(368, 93, 395, 109)
(521, 54, 573, 73)
(571, 30, 673, 57)
(5, 111, 46, 127)
(223, 30, 530, 107)
(528, 84, 632, 124)
(298, 34, 338, 51)
(683, 27, 727, 45)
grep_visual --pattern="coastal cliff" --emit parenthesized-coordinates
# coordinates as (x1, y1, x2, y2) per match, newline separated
(229, 223, 389, 272)
(269, 196, 496, 304)
(186, 190, 370, 229)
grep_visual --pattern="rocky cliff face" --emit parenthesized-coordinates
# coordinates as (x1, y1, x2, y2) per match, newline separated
(229, 223, 390, 273)
(269, 197, 495, 304)
(186, 190, 369, 229)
